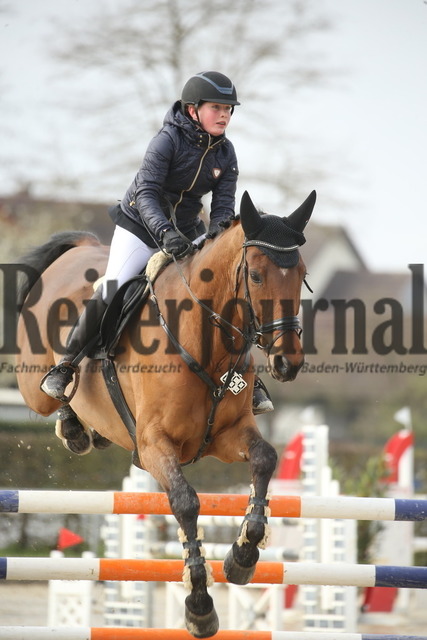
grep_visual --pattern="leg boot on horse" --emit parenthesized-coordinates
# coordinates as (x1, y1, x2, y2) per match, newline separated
(40, 287, 107, 402)
(140, 437, 219, 638)
(223, 438, 278, 584)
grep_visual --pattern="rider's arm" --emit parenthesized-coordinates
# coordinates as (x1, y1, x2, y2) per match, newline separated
(133, 130, 175, 240)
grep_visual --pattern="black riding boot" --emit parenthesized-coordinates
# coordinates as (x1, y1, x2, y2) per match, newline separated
(41, 288, 107, 402)
(252, 376, 274, 414)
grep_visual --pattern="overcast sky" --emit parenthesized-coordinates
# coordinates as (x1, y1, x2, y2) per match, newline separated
(1, 0, 426, 273)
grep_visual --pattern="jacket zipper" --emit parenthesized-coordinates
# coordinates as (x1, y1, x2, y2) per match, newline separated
(173, 134, 221, 215)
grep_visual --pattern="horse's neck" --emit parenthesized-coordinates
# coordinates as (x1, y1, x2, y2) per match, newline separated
(147, 224, 246, 373)
(186, 224, 246, 364)
(192, 223, 243, 307)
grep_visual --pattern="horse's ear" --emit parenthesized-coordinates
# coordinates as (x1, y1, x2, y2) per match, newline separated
(240, 191, 263, 237)
(286, 190, 316, 232)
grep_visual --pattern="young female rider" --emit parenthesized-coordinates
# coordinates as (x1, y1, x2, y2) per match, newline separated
(41, 71, 273, 413)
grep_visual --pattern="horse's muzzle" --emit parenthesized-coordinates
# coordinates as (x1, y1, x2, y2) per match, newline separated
(268, 354, 304, 382)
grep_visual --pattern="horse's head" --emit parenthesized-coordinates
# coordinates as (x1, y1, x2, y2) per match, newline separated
(239, 190, 316, 382)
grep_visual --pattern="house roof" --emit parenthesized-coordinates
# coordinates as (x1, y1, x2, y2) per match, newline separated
(302, 222, 367, 270)
(0, 189, 113, 244)
(322, 269, 422, 310)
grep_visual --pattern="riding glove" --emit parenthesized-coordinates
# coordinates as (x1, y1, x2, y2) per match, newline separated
(206, 216, 234, 239)
(163, 229, 192, 257)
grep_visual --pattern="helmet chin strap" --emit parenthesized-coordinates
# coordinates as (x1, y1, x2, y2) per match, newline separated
(186, 103, 204, 129)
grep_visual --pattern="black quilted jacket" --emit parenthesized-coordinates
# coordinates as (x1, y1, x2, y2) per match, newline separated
(116, 101, 239, 247)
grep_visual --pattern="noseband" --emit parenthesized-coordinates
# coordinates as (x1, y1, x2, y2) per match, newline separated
(240, 240, 302, 355)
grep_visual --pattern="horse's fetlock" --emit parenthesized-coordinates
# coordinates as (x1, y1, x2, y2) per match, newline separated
(185, 590, 214, 617)
(183, 558, 214, 592)
(238, 519, 266, 548)
(230, 540, 260, 569)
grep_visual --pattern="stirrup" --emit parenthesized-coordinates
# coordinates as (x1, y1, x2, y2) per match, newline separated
(252, 377, 274, 415)
(40, 361, 80, 404)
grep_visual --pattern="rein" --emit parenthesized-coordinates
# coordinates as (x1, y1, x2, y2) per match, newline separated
(148, 235, 303, 465)
(147, 269, 252, 467)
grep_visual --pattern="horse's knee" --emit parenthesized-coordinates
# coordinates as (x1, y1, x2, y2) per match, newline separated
(168, 480, 200, 530)
(249, 438, 278, 476)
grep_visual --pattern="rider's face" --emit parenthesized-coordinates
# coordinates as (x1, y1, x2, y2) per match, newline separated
(188, 102, 232, 136)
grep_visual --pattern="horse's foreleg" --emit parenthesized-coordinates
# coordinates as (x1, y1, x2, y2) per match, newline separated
(55, 404, 93, 455)
(169, 472, 219, 638)
(224, 435, 278, 585)
(55, 404, 112, 455)
(139, 439, 218, 638)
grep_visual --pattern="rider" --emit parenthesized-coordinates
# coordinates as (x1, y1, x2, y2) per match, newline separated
(41, 71, 273, 414)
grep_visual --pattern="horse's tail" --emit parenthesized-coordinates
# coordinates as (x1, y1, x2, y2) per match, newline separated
(17, 230, 101, 308)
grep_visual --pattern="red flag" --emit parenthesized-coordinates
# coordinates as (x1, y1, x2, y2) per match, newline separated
(57, 527, 85, 550)
(383, 429, 414, 484)
(277, 432, 304, 480)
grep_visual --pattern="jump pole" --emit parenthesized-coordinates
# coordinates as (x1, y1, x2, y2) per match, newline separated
(1, 490, 427, 521)
(1, 557, 427, 588)
(1, 628, 426, 640)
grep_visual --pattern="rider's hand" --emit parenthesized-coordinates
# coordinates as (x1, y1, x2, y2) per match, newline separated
(163, 229, 192, 257)
(206, 216, 233, 239)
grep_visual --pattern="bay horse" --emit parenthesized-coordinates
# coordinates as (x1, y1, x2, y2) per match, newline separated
(15, 190, 315, 637)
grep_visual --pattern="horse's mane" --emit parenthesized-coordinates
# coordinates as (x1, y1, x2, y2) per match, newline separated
(16, 230, 100, 309)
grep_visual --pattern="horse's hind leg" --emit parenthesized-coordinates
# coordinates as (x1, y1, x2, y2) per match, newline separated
(139, 439, 218, 638)
(224, 435, 278, 585)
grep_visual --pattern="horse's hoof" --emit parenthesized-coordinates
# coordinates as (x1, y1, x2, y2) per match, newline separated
(92, 431, 112, 450)
(185, 601, 219, 638)
(223, 548, 257, 585)
(64, 431, 93, 455)
(55, 410, 94, 455)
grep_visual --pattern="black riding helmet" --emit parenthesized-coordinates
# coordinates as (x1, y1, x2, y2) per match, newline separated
(181, 71, 240, 109)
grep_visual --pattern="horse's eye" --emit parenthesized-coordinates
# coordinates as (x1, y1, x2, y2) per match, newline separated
(249, 270, 262, 284)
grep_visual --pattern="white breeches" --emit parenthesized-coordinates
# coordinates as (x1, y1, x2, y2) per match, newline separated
(101, 226, 207, 303)
(101, 226, 158, 303)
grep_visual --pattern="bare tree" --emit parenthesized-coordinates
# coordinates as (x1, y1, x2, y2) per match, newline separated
(0, 1, 18, 179)
(49, 0, 336, 202)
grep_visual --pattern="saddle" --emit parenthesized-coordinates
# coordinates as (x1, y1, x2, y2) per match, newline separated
(86, 251, 172, 465)
(90, 250, 171, 359)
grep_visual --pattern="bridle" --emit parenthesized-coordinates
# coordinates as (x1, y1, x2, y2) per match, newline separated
(147, 235, 304, 466)
(239, 240, 303, 356)
(166, 237, 303, 357)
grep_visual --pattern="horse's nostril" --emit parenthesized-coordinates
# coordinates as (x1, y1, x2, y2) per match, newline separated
(273, 356, 285, 373)
(270, 355, 304, 382)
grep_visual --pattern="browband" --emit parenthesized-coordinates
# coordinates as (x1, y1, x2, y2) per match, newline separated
(243, 239, 299, 252)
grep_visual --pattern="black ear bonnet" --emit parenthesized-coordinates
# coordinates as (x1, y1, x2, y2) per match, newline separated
(239, 190, 316, 268)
